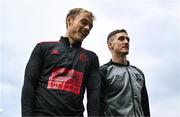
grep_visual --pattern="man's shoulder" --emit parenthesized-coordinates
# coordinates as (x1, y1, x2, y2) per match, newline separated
(130, 65, 142, 71)
(80, 47, 98, 57)
(130, 65, 144, 76)
(35, 40, 61, 48)
(38, 41, 61, 45)
(100, 62, 111, 70)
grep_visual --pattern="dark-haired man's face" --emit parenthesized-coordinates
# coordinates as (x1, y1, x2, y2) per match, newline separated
(67, 12, 93, 43)
(108, 32, 130, 56)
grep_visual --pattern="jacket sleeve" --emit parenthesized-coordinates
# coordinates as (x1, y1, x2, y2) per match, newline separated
(141, 75, 151, 116)
(86, 55, 101, 117)
(99, 66, 107, 116)
(21, 43, 43, 116)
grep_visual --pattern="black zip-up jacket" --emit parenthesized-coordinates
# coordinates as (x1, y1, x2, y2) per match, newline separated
(99, 60, 150, 117)
(21, 36, 101, 116)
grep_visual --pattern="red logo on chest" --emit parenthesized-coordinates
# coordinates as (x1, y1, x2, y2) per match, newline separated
(51, 50, 60, 55)
(47, 68, 83, 95)
(79, 53, 87, 62)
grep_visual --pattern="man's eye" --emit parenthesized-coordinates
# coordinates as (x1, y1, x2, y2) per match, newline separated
(118, 37, 125, 41)
(127, 37, 130, 42)
(81, 20, 88, 26)
(118, 36, 130, 42)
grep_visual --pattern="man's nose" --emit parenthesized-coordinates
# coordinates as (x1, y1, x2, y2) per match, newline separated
(124, 38, 129, 43)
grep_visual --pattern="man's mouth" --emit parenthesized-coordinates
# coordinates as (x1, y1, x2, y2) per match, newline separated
(81, 32, 86, 37)
(122, 46, 129, 50)
(80, 29, 89, 38)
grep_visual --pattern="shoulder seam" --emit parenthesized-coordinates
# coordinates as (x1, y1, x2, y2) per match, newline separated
(38, 41, 60, 44)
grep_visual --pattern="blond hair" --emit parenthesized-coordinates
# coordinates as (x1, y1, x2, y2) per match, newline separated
(66, 8, 95, 28)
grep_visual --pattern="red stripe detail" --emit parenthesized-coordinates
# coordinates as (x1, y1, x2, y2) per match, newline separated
(38, 41, 60, 44)
(48, 81, 81, 95)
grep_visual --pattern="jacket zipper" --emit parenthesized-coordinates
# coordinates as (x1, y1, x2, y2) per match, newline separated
(126, 68, 137, 117)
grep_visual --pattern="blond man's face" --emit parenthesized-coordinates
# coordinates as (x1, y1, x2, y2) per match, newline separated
(67, 12, 93, 43)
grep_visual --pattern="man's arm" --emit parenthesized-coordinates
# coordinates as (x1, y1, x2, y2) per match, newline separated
(99, 66, 107, 116)
(140, 70, 150, 116)
(86, 55, 101, 116)
(135, 67, 150, 116)
(21, 43, 43, 116)
(141, 83, 150, 116)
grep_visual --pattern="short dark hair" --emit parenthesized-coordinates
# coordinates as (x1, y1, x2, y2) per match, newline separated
(66, 8, 95, 28)
(107, 29, 128, 43)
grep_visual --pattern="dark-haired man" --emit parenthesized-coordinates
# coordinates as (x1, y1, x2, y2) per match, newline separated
(99, 29, 150, 117)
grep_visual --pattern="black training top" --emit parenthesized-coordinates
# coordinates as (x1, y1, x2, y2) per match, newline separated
(21, 36, 101, 116)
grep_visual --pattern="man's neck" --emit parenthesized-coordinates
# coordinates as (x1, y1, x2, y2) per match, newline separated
(112, 54, 128, 65)
(65, 33, 75, 45)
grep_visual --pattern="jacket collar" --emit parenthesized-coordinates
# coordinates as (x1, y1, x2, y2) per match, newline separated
(60, 36, 82, 48)
(109, 59, 130, 67)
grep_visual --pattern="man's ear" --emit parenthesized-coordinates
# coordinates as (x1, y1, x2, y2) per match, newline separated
(67, 16, 73, 27)
(108, 42, 112, 49)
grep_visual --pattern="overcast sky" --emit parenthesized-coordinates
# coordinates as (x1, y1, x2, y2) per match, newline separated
(0, 0, 180, 117)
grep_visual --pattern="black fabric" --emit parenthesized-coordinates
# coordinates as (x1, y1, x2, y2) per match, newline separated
(21, 37, 101, 117)
(99, 65, 108, 116)
(133, 66, 150, 116)
(141, 81, 151, 116)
